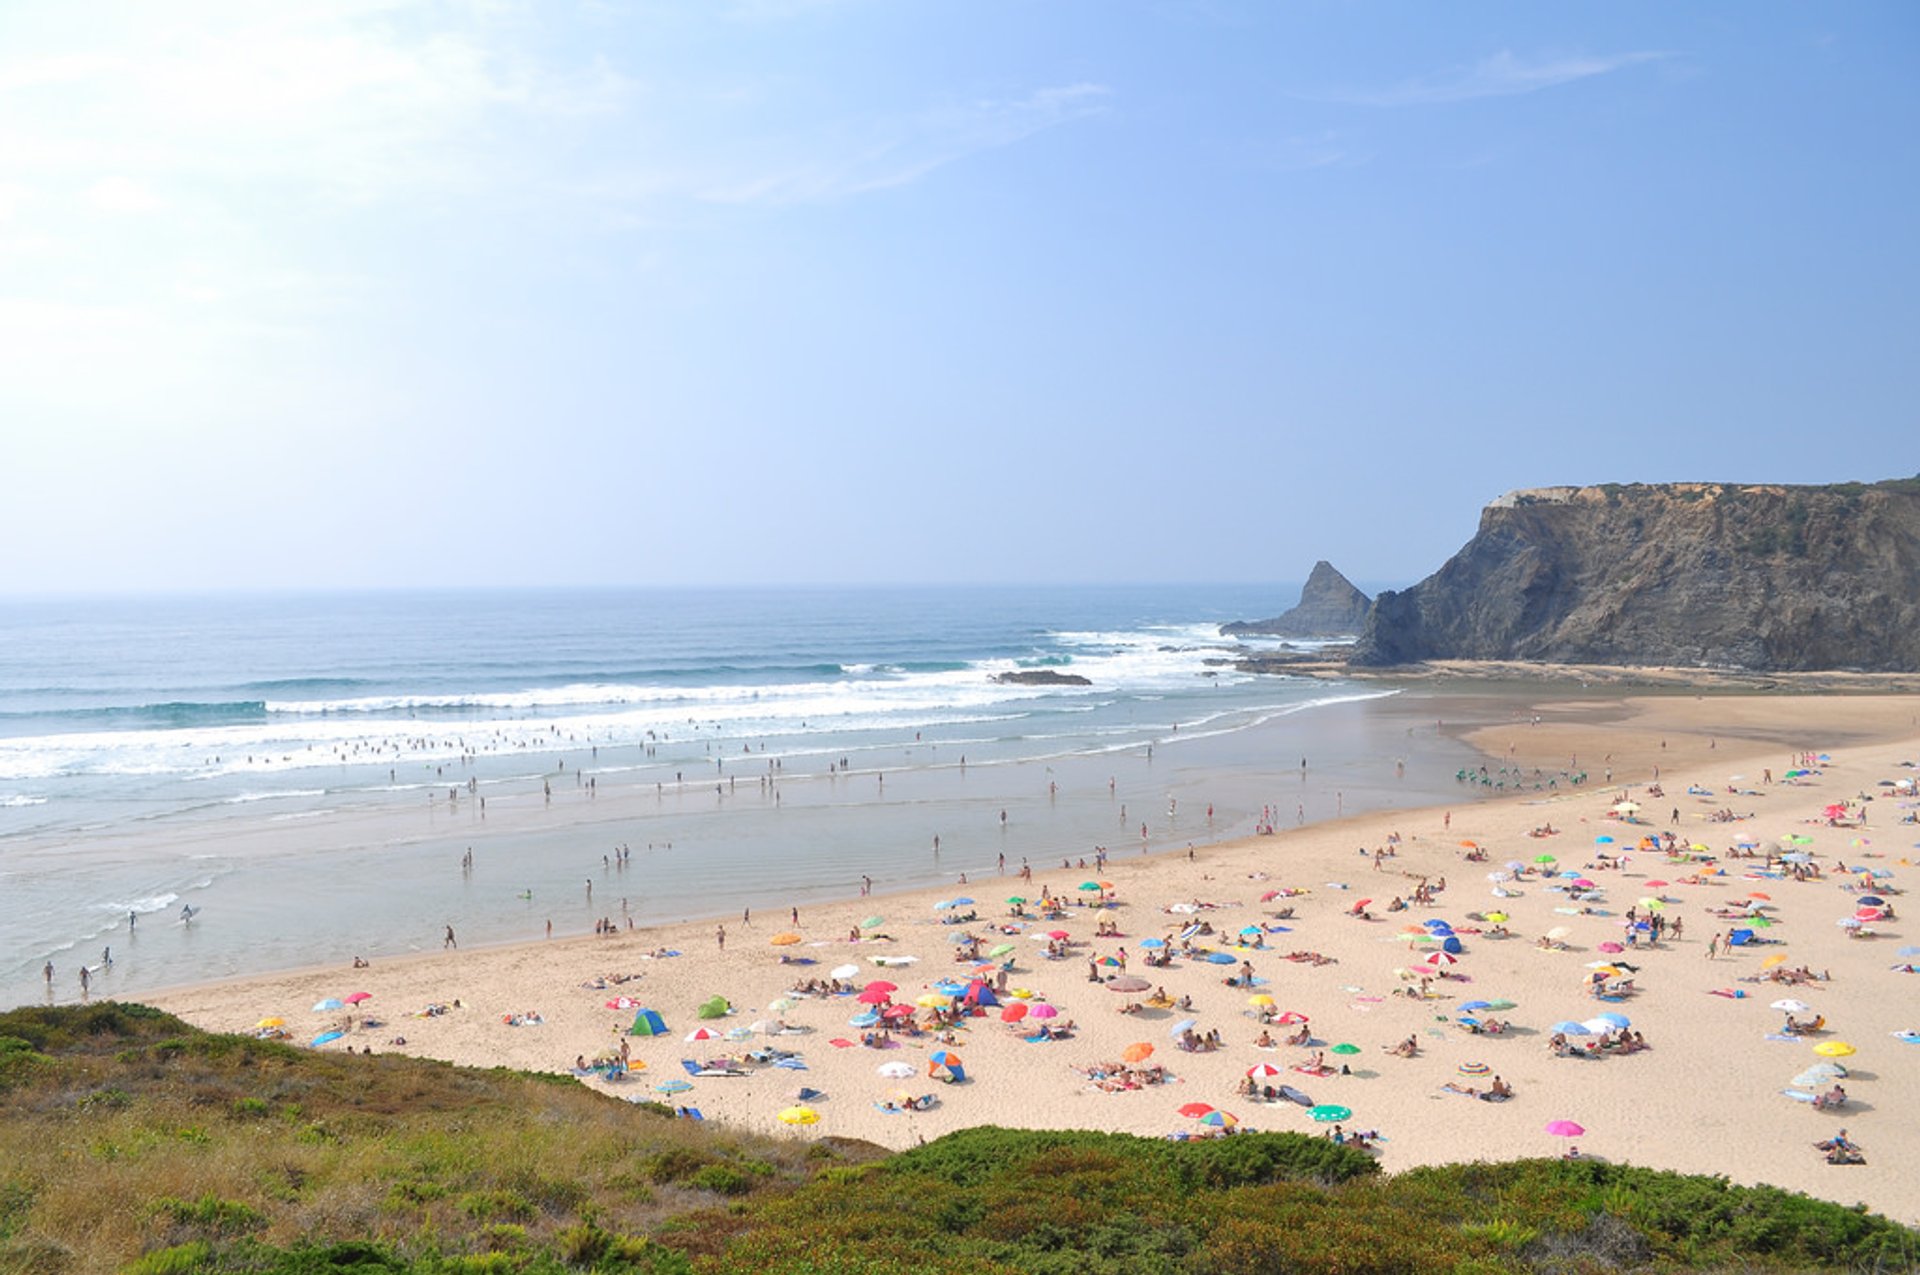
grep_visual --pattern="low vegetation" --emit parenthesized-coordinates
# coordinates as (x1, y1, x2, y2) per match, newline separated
(0, 1004, 1911, 1273)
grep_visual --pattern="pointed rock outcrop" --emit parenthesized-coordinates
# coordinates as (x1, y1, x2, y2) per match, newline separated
(1221, 562, 1372, 638)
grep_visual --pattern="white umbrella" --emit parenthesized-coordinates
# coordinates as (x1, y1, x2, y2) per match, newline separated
(1771, 999, 1812, 1014)
(877, 1061, 916, 1079)
(830, 964, 860, 980)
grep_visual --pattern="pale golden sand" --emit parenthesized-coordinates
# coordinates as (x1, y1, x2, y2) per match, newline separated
(153, 693, 1920, 1224)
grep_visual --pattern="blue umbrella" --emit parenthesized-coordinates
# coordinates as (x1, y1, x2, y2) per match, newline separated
(933, 900, 953, 911)
(1594, 1012, 1631, 1028)
(1551, 1021, 1592, 1036)
(849, 1011, 880, 1027)
(310, 1031, 344, 1048)
(1858, 896, 1885, 906)
(1458, 1000, 1493, 1012)
(1595, 836, 1614, 845)
(1457, 1016, 1481, 1028)
(655, 1079, 693, 1094)
(1204, 952, 1237, 965)
(1896, 945, 1920, 958)
(312, 998, 345, 1012)
(1138, 938, 1167, 949)
(950, 897, 975, 906)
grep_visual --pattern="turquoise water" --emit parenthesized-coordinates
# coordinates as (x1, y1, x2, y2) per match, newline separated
(0, 586, 1483, 1007)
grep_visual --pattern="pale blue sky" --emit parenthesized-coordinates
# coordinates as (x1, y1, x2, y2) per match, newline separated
(1, 1, 1914, 592)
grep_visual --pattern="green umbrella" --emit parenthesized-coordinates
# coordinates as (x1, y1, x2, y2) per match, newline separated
(1078, 881, 1103, 891)
(1330, 1043, 1360, 1056)
(987, 944, 1015, 957)
(1308, 1104, 1352, 1123)
(861, 916, 884, 929)
(1487, 999, 1517, 1011)
(1006, 896, 1027, 905)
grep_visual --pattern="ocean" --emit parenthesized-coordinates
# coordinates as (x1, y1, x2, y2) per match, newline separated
(0, 586, 1492, 1008)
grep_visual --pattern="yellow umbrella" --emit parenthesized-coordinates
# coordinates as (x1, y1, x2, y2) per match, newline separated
(1485, 912, 1508, 923)
(1248, 994, 1276, 1007)
(255, 1017, 285, 1029)
(1813, 1041, 1856, 1058)
(914, 993, 952, 1008)
(777, 1106, 819, 1125)
(770, 932, 803, 946)
(1761, 954, 1788, 970)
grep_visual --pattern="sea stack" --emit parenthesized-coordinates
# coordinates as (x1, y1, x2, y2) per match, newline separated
(1220, 561, 1372, 638)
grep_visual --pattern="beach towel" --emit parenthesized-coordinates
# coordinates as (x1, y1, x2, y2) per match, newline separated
(828, 1038, 854, 1048)
(1707, 989, 1746, 999)
(773, 1058, 809, 1070)
(1292, 1065, 1335, 1077)
(679, 1108, 704, 1120)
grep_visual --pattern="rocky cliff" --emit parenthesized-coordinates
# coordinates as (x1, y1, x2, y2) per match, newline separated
(1350, 479, 1920, 672)
(1221, 561, 1372, 637)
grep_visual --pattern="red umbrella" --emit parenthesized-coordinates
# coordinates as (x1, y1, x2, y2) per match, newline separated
(1177, 1101, 1215, 1118)
(1350, 898, 1373, 914)
(1425, 951, 1458, 966)
(1000, 1003, 1029, 1023)
(1047, 930, 1071, 940)
(865, 980, 898, 993)
(1275, 1010, 1310, 1024)
(882, 1003, 915, 1020)
(343, 992, 372, 1004)
(856, 988, 893, 1005)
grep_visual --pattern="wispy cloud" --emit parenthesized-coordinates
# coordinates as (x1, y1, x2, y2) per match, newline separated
(696, 83, 1112, 205)
(1322, 49, 1672, 108)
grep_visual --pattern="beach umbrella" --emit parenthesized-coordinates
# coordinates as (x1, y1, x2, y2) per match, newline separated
(1645, 879, 1669, 888)
(861, 916, 884, 929)
(1247, 1063, 1284, 1080)
(1458, 1000, 1492, 1012)
(685, 1027, 721, 1042)
(778, 1106, 819, 1125)
(1046, 930, 1071, 941)
(928, 1050, 962, 1067)
(1551, 1021, 1592, 1036)
(1275, 1011, 1309, 1024)
(1898, 946, 1920, 958)
(769, 997, 800, 1013)
(1425, 952, 1458, 967)
(1000, 1003, 1029, 1023)
(1169, 1018, 1197, 1039)
(1138, 937, 1167, 949)
(1078, 881, 1103, 892)
(1802, 1061, 1848, 1079)
(1006, 896, 1027, 905)
(914, 993, 952, 1009)
(1771, 999, 1812, 1014)
(1107, 976, 1150, 993)
(1458, 1062, 1491, 1077)
(344, 992, 372, 1004)
(254, 1017, 285, 1029)
(1544, 926, 1571, 941)
(1330, 1043, 1361, 1056)
(1858, 895, 1886, 907)
(312, 998, 345, 1012)
(1122, 1042, 1154, 1063)
(1487, 872, 1512, 883)
(309, 1031, 344, 1048)
(654, 1079, 693, 1094)
(864, 979, 898, 993)
(849, 1011, 881, 1028)
(881, 1004, 915, 1021)
(947, 932, 976, 946)
(1028, 1003, 1059, 1020)
(1308, 1104, 1351, 1123)
(1197, 1110, 1238, 1128)
(1544, 1120, 1585, 1138)
(877, 1061, 916, 1078)
(1487, 998, 1517, 1010)
(830, 964, 860, 981)
(987, 943, 1015, 958)
(1248, 994, 1276, 1008)
(1204, 952, 1237, 965)
(1598, 942, 1624, 954)
(1177, 1101, 1215, 1118)
(1485, 913, 1509, 924)
(1593, 1012, 1631, 1029)
(1533, 854, 1558, 864)
(770, 932, 802, 946)
(1581, 1018, 1618, 1036)
(951, 896, 975, 906)
(1813, 1041, 1856, 1058)
(855, 989, 891, 1005)
(1594, 836, 1614, 845)
(1099, 955, 1123, 967)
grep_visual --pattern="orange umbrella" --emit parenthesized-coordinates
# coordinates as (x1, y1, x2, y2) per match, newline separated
(1121, 1042, 1154, 1063)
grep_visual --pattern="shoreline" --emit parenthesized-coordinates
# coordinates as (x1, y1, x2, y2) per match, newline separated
(144, 688, 1920, 1223)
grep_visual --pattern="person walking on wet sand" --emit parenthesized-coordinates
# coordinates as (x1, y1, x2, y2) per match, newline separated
(716, 924, 726, 950)
(445, 925, 457, 949)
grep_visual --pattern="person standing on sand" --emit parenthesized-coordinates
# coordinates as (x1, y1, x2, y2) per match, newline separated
(445, 925, 457, 949)
(44, 961, 53, 991)
(716, 925, 726, 950)
(1708, 933, 1719, 959)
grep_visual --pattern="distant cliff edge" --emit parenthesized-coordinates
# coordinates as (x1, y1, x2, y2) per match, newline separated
(1351, 478, 1920, 673)
(1221, 561, 1372, 638)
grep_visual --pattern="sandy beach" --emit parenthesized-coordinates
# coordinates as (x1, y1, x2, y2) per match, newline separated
(151, 691, 1920, 1225)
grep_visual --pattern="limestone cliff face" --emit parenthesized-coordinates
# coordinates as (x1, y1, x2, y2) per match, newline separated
(1351, 479, 1920, 672)
(1221, 561, 1371, 638)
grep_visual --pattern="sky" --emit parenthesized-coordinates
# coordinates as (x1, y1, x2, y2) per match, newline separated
(1, 0, 1915, 594)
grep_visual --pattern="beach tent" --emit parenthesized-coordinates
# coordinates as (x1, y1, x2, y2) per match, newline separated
(962, 979, 1000, 1007)
(1727, 929, 1754, 947)
(628, 1008, 668, 1037)
(696, 995, 731, 1020)
(1440, 936, 1464, 955)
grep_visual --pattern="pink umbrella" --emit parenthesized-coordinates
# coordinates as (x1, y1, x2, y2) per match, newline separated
(1028, 1003, 1059, 1019)
(864, 980, 898, 994)
(343, 992, 372, 1004)
(1644, 880, 1669, 888)
(1047, 930, 1071, 940)
(856, 988, 892, 1004)
(1544, 1120, 1585, 1138)
(1598, 942, 1624, 954)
